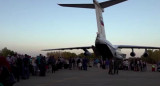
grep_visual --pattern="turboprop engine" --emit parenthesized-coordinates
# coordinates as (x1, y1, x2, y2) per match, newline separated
(130, 51, 136, 57)
(130, 48, 136, 57)
(83, 49, 91, 56)
(91, 45, 100, 56)
(143, 52, 149, 57)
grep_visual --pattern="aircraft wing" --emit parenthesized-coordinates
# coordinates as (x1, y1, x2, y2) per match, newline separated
(116, 45, 160, 49)
(100, 0, 127, 8)
(42, 46, 92, 51)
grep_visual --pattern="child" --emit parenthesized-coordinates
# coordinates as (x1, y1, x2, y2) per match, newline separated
(152, 64, 155, 72)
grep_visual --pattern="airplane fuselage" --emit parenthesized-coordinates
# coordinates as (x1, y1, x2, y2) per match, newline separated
(94, 0, 122, 59)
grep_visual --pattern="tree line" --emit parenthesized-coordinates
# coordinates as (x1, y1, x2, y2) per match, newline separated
(0, 47, 159, 63)
(0, 47, 16, 57)
(46, 51, 97, 60)
(141, 50, 160, 64)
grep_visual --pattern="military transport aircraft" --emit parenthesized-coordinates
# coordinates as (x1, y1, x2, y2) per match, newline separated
(42, 0, 160, 59)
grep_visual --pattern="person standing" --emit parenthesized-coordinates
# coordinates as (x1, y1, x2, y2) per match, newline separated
(152, 64, 155, 72)
(22, 54, 30, 79)
(51, 56, 56, 73)
(0, 55, 15, 86)
(108, 59, 114, 75)
(114, 60, 119, 74)
(39, 56, 46, 76)
(69, 58, 72, 70)
(82, 57, 88, 71)
(78, 61, 82, 70)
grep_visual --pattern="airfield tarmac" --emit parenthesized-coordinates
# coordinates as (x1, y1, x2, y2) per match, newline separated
(14, 67, 160, 86)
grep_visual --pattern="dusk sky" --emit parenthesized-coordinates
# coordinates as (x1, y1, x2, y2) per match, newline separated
(0, 0, 160, 57)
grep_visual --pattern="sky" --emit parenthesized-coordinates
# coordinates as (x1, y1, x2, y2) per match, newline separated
(0, 0, 160, 57)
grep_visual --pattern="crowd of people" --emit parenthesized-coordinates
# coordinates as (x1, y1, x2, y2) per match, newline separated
(122, 59, 147, 71)
(0, 53, 154, 86)
(93, 58, 149, 75)
(93, 58, 119, 75)
(0, 54, 90, 86)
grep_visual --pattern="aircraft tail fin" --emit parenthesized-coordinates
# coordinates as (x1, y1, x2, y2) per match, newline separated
(58, 0, 127, 40)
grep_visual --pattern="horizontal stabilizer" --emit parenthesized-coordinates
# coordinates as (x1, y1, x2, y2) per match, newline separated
(58, 4, 95, 9)
(58, 0, 127, 9)
(100, 0, 127, 8)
